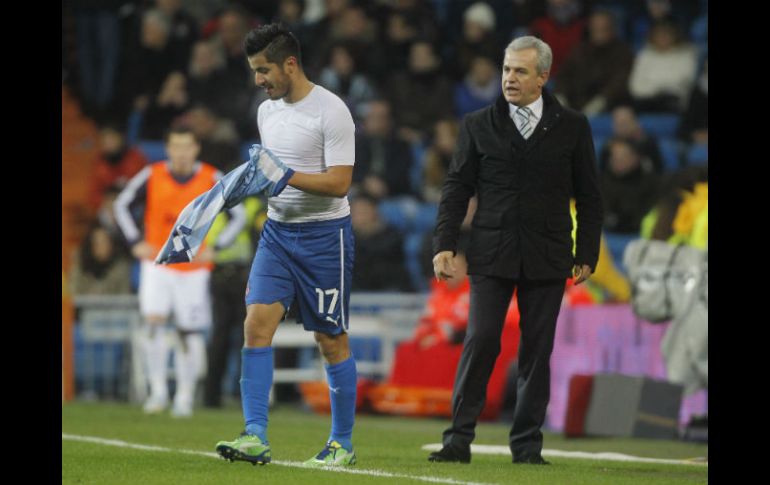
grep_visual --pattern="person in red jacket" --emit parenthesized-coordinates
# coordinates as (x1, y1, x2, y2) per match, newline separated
(88, 121, 148, 212)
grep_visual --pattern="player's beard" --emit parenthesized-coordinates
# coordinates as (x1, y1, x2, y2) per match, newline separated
(267, 73, 291, 100)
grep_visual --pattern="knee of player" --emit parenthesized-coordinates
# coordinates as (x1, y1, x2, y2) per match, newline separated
(243, 303, 283, 344)
(314, 331, 350, 363)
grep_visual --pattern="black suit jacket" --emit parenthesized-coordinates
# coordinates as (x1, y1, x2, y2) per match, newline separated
(433, 91, 604, 280)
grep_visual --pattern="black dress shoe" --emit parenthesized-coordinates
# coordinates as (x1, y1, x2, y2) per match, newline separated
(513, 454, 550, 465)
(428, 445, 471, 463)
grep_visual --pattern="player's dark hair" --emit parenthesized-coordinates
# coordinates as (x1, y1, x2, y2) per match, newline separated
(244, 23, 302, 69)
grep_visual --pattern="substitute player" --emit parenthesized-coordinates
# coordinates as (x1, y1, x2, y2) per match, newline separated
(115, 126, 245, 417)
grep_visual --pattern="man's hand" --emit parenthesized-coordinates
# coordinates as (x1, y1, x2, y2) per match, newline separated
(132, 241, 158, 260)
(433, 251, 456, 281)
(572, 264, 593, 285)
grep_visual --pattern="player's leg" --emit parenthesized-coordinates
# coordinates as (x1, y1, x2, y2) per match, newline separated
(169, 268, 212, 418)
(216, 225, 294, 465)
(138, 261, 173, 413)
(290, 216, 357, 467)
(304, 330, 357, 467)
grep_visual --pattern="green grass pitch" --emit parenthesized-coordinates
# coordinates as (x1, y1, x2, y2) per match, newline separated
(63, 401, 707, 484)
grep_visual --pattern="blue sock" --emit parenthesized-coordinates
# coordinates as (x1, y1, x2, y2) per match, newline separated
(326, 356, 357, 450)
(240, 347, 273, 442)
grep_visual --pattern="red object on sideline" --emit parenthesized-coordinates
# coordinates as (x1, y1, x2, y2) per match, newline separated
(563, 374, 595, 437)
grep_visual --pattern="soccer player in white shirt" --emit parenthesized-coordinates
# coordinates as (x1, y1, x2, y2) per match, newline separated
(214, 23, 358, 467)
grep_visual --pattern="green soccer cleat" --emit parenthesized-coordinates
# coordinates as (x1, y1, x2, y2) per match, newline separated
(215, 432, 272, 465)
(304, 440, 357, 467)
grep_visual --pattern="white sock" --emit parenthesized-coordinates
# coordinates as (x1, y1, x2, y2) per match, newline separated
(143, 325, 169, 401)
(174, 332, 205, 409)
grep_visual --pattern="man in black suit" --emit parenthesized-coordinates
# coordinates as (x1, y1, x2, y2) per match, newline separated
(428, 36, 603, 465)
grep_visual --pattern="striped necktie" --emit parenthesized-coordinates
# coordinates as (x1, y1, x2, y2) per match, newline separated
(516, 106, 534, 139)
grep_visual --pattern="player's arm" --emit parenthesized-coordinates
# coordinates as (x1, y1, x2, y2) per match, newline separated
(286, 165, 353, 198)
(114, 166, 155, 258)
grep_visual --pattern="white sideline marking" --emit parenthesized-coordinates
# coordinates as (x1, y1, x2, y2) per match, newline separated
(61, 433, 495, 485)
(422, 444, 707, 466)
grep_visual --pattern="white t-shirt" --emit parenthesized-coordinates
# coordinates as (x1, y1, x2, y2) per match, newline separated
(257, 84, 356, 223)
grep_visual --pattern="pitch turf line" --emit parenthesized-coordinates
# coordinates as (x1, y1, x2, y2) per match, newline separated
(422, 444, 707, 466)
(62, 433, 496, 485)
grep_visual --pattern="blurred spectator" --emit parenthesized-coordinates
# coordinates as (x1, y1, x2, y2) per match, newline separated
(451, 2, 502, 81)
(554, 9, 634, 114)
(207, 5, 257, 138)
(640, 166, 708, 246)
(122, 8, 186, 114)
(677, 58, 708, 145)
(95, 184, 131, 253)
(183, 105, 241, 172)
(318, 42, 378, 122)
(373, 10, 420, 79)
(454, 55, 501, 118)
(323, 5, 379, 76)
(629, 20, 698, 113)
(141, 71, 190, 139)
(69, 223, 133, 296)
(88, 121, 148, 211)
(351, 195, 413, 292)
(272, 0, 314, 52)
(353, 100, 415, 199)
(302, 0, 353, 73)
(155, 0, 200, 66)
(422, 118, 460, 203)
(628, 0, 695, 52)
(600, 138, 661, 234)
(187, 40, 229, 111)
(599, 105, 664, 175)
(386, 40, 455, 144)
(72, 0, 122, 120)
(529, 0, 585, 78)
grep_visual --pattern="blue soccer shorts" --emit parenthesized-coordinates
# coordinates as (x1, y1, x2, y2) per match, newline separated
(245, 215, 354, 335)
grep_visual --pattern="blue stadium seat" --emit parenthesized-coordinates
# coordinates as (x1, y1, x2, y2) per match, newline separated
(413, 203, 438, 233)
(125, 110, 143, 146)
(658, 137, 682, 172)
(593, 136, 607, 159)
(686, 143, 708, 166)
(604, 232, 640, 275)
(410, 141, 427, 195)
(404, 232, 429, 292)
(378, 199, 410, 232)
(588, 114, 613, 138)
(137, 140, 167, 162)
(638, 114, 680, 138)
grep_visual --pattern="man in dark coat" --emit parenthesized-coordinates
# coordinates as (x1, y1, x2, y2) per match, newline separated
(429, 36, 603, 465)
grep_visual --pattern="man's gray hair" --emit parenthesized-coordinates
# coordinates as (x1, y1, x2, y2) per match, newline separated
(505, 36, 553, 74)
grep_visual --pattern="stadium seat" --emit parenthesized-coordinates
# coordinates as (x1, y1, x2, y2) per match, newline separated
(604, 232, 639, 275)
(686, 143, 708, 166)
(638, 114, 680, 138)
(378, 199, 410, 232)
(657, 137, 682, 172)
(137, 140, 167, 162)
(588, 114, 613, 138)
(413, 203, 438, 233)
(404, 232, 429, 292)
(125, 110, 143, 146)
(593, 136, 607, 160)
(410, 142, 427, 195)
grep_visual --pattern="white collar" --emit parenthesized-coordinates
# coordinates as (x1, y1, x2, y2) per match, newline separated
(509, 95, 544, 122)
